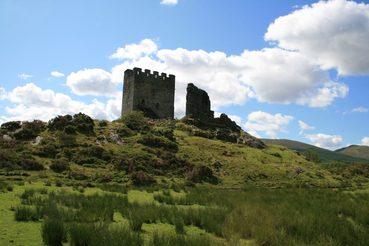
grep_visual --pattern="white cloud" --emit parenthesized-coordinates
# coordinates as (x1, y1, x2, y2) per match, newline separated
(0, 87, 6, 100)
(244, 111, 294, 138)
(352, 107, 368, 113)
(265, 0, 369, 75)
(50, 71, 65, 78)
(66, 68, 117, 97)
(298, 120, 314, 135)
(110, 39, 158, 60)
(18, 73, 32, 80)
(2, 83, 121, 123)
(362, 137, 369, 146)
(240, 48, 347, 107)
(160, 0, 178, 6)
(305, 133, 343, 150)
(109, 39, 347, 117)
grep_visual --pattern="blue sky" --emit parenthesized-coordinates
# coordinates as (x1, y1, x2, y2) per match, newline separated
(0, 0, 368, 149)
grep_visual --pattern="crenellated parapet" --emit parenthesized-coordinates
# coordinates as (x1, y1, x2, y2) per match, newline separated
(122, 67, 175, 119)
(124, 67, 175, 82)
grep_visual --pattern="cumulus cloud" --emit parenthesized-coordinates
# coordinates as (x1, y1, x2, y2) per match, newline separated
(66, 68, 117, 97)
(265, 0, 369, 75)
(110, 39, 158, 60)
(305, 133, 343, 150)
(50, 71, 65, 78)
(109, 39, 347, 117)
(0, 87, 6, 100)
(18, 73, 32, 80)
(352, 106, 368, 113)
(160, 0, 178, 6)
(244, 111, 294, 138)
(298, 120, 314, 135)
(2, 83, 121, 123)
(362, 137, 369, 146)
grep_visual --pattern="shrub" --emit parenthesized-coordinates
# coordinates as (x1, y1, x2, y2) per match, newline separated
(138, 133, 178, 151)
(14, 205, 40, 221)
(0, 121, 21, 132)
(57, 131, 77, 147)
(187, 165, 218, 184)
(48, 113, 94, 135)
(121, 111, 149, 131)
(38, 143, 59, 158)
(128, 212, 144, 231)
(50, 159, 70, 173)
(19, 158, 44, 171)
(42, 219, 66, 246)
(117, 124, 134, 137)
(0, 149, 20, 170)
(64, 125, 76, 134)
(98, 120, 108, 127)
(175, 217, 185, 234)
(131, 171, 156, 186)
(14, 120, 46, 140)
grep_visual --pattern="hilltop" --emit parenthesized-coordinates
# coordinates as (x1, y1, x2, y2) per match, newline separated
(262, 138, 369, 164)
(335, 145, 369, 161)
(1, 112, 368, 189)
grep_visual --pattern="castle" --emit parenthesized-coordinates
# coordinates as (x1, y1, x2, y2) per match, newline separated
(121, 67, 175, 119)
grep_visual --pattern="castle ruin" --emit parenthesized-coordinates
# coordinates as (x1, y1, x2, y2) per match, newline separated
(121, 68, 175, 119)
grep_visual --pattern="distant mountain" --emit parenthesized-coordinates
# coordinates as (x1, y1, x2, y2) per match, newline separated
(262, 139, 368, 163)
(335, 145, 369, 161)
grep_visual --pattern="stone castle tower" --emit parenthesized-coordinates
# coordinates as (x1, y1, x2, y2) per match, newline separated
(121, 67, 175, 119)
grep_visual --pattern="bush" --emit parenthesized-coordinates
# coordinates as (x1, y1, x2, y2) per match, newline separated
(117, 125, 134, 137)
(187, 165, 218, 184)
(14, 205, 40, 221)
(138, 133, 178, 151)
(0, 121, 21, 132)
(14, 120, 46, 140)
(42, 219, 66, 246)
(98, 120, 108, 127)
(131, 171, 156, 186)
(19, 158, 44, 171)
(57, 131, 77, 147)
(175, 218, 185, 234)
(0, 149, 20, 170)
(48, 113, 95, 135)
(50, 159, 70, 173)
(121, 111, 149, 131)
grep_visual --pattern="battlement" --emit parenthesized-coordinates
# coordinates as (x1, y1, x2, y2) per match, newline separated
(124, 67, 175, 81)
(122, 67, 175, 119)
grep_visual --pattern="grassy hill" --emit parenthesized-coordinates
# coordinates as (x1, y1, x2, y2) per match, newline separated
(262, 139, 369, 164)
(336, 145, 369, 160)
(1, 112, 369, 246)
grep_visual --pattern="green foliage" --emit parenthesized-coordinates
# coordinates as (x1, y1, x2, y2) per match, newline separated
(148, 232, 211, 246)
(42, 219, 66, 246)
(19, 158, 45, 171)
(121, 111, 149, 131)
(117, 124, 134, 137)
(304, 148, 321, 163)
(13, 120, 46, 140)
(174, 217, 185, 234)
(50, 159, 70, 173)
(187, 165, 218, 184)
(14, 205, 40, 221)
(0, 180, 13, 193)
(131, 171, 156, 186)
(0, 121, 21, 132)
(48, 113, 94, 135)
(57, 131, 77, 147)
(138, 133, 178, 151)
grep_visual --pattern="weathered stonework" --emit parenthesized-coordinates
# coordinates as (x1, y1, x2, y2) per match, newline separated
(122, 67, 175, 119)
(185, 83, 214, 121)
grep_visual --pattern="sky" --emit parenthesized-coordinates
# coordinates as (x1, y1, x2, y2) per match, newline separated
(0, 0, 369, 150)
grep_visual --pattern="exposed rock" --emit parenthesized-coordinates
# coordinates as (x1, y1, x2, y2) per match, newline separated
(109, 132, 124, 145)
(32, 136, 43, 146)
(2, 134, 13, 142)
(237, 131, 266, 149)
(96, 135, 108, 145)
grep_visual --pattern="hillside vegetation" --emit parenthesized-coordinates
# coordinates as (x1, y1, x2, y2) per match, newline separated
(336, 145, 369, 161)
(1, 112, 369, 245)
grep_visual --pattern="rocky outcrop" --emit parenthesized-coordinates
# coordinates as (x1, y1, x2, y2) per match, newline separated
(184, 83, 265, 149)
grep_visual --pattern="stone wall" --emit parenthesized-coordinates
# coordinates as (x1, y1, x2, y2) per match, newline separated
(185, 83, 214, 121)
(122, 68, 175, 119)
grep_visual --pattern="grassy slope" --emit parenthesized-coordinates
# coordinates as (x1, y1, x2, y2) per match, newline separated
(262, 138, 368, 163)
(336, 145, 369, 160)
